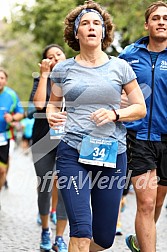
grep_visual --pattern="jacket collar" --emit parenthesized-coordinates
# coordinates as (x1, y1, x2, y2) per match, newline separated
(135, 36, 167, 51)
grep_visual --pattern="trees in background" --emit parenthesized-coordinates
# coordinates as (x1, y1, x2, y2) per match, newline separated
(0, 0, 155, 102)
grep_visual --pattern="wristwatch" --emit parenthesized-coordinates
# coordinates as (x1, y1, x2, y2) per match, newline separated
(113, 109, 120, 122)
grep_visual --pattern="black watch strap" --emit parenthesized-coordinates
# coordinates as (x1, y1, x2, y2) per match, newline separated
(113, 109, 120, 122)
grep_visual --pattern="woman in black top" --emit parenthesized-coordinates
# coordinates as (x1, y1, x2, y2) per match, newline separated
(30, 44, 68, 251)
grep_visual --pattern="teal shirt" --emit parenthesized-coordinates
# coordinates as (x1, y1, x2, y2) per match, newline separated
(0, 86, 24, 138)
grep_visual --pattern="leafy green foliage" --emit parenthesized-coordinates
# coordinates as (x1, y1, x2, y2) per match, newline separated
(11, 0, 78, 57)
(1, 31, 40, 104)
(105, 0, 154, 48)
(0, 0, 157, 103)
(10, 0, 156, 54)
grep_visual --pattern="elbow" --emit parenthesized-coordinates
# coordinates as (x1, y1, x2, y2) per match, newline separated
(139, 104, 147, 119)
(33, 100, 45, 110)
(140, 111, 147, 119)
(35, 106, 44, 110)
(142, 104, 147, 118)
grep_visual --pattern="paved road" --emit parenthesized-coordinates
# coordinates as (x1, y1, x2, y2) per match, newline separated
(0, 147, 166, 252)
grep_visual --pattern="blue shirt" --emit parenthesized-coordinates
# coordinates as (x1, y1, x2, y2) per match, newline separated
(0, 86, 24, 138)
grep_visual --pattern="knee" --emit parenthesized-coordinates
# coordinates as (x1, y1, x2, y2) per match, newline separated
(0, 167, 7, 176)
(94, 242, 113, 250)
(94, 233, 115, 249)
(70, 224, 92, 239)
(38, 179, 53, 194)
(138, 197, 155, 214)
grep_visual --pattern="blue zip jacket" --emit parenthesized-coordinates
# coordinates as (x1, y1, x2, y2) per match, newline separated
(119, 36, 167, 141)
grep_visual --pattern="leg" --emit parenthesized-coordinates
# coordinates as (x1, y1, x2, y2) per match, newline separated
(132, 169, 157, 252)
(32, 142, 56, 250)
(40, 214, 50, 229)
(56, 188, 68, 236)
(125, 133, 164, 252)
(4, 139, 16, 189)
(155, 184, 167, 222)
(51, 178, 58, 212)
(115, 198, 123, 235)
(33, 148, 56, 224)
(69, 237, 91, 252)
(89, 240, 105, 252)
(0, 166, 7, 190)
(52, 189, 68, 252)
(56, 219, 67, 236)
(155, 143, 167, 222)
(50, 178, 58, 224)
(115, 171, 130, 236)
(0, 142, 10, 190)
(90, 152, 127, 251)
(56, 141, 92, 252)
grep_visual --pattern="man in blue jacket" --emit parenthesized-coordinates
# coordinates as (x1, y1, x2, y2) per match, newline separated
(119, 1, 167, 251)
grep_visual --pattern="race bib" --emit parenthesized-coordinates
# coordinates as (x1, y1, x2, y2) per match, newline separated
(0, 132, 8, 146)
(49, 126, 65, 140)
(78, 135, 118, 168)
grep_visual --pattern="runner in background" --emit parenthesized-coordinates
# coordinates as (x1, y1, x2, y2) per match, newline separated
(20, 116, 34, 155)
(30, 44, 68, 252)
(0, 68, 24, 201)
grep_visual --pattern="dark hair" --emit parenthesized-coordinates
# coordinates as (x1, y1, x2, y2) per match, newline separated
(64, 0, 114, 51)
(0, 67, 8, 79)
(42, 44, 64, 59)
(145, 1, 167, 23)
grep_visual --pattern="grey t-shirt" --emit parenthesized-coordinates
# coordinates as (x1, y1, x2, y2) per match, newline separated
(50, 56, 136, 154)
